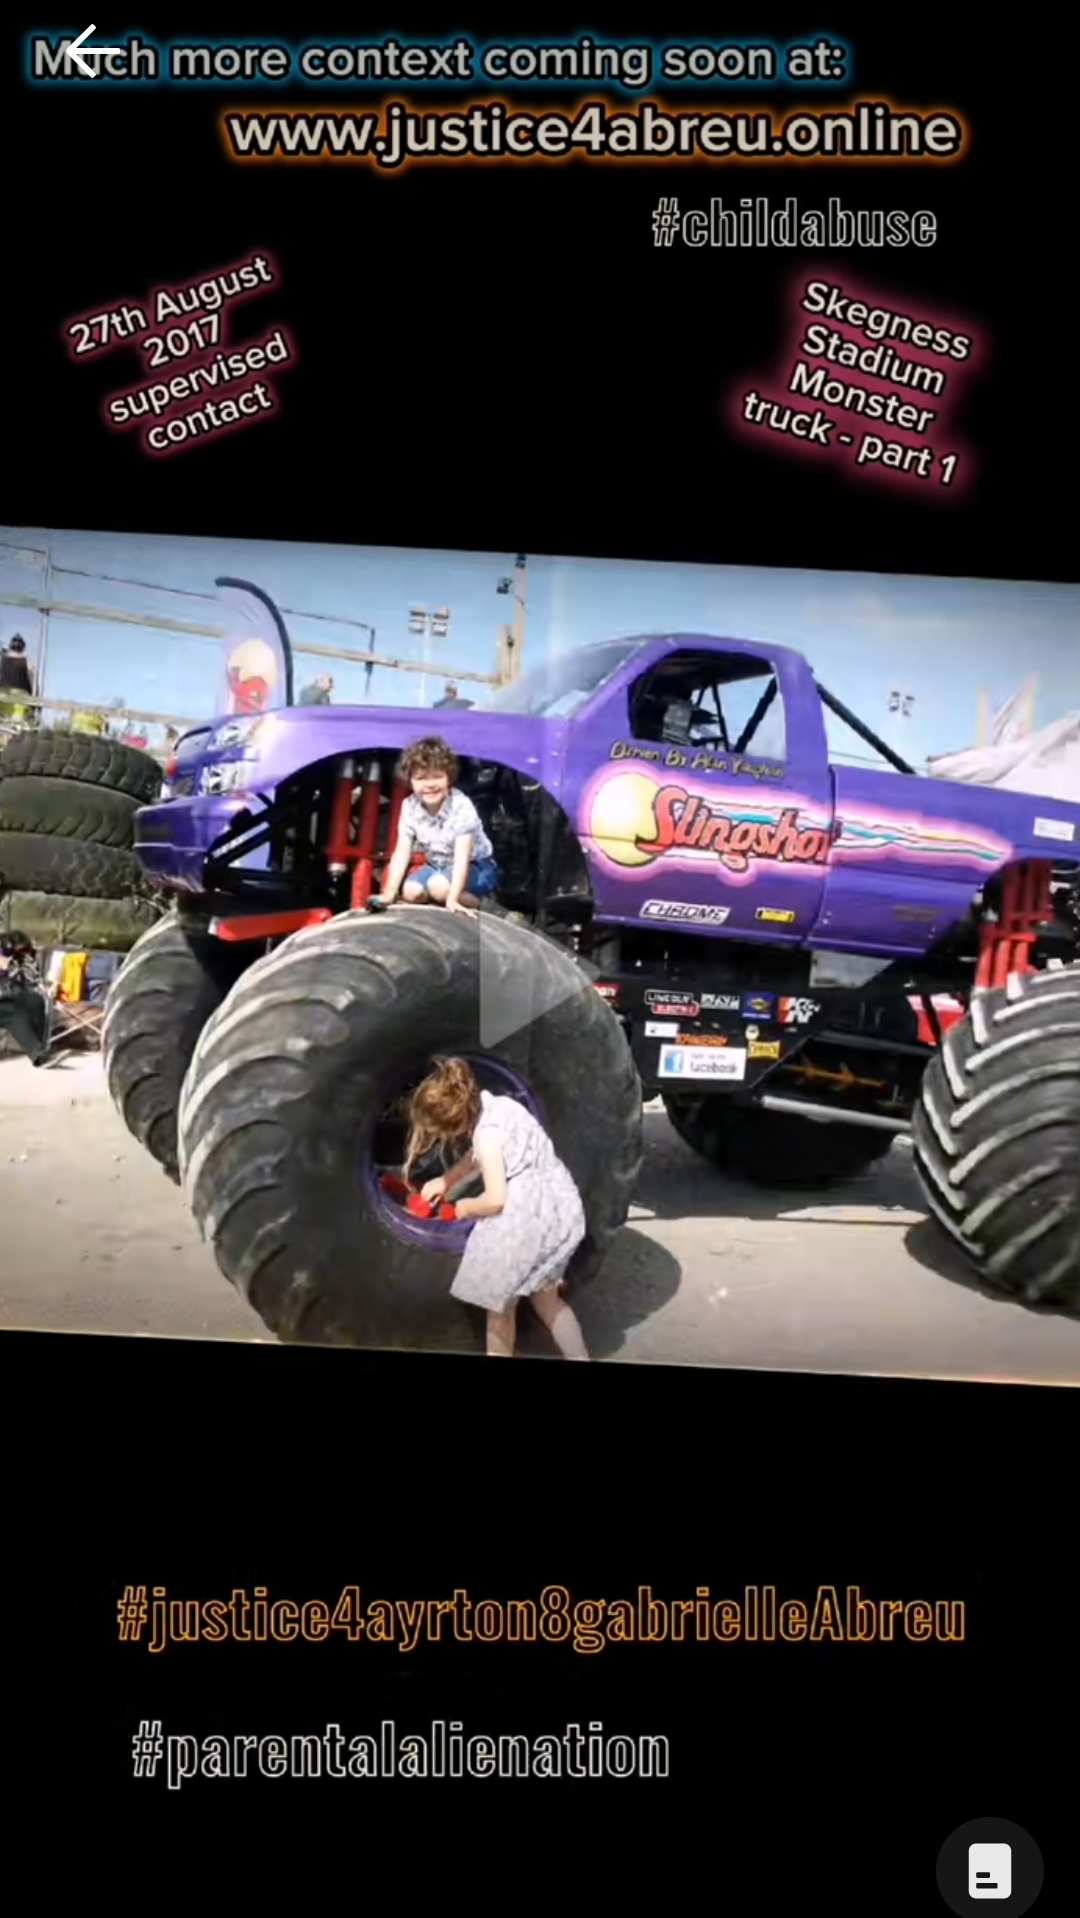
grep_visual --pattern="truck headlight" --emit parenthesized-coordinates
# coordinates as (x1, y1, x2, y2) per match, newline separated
(209, 717, 268, 750)
(200, 762, 254, 795)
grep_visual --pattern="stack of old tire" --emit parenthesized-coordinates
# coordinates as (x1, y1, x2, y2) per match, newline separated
(0, 728, 165, 957)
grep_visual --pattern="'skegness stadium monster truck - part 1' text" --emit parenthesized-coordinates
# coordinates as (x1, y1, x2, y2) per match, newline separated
(101, 633, 1080, 1347)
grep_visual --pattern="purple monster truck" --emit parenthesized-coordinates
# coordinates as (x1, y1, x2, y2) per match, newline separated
(102, 632, 1080, 1348)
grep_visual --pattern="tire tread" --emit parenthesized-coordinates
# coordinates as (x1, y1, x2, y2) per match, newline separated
(103, 916, 247, 1181)
(0, 887, 163, 950)
(0, 831, 150, 900)
(911, 967, 1080, 1306)
(0, 775, 140, 847)
(0, 728, 162, 802)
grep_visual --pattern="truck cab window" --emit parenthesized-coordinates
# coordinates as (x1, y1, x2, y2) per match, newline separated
(628, 651, 786, 760)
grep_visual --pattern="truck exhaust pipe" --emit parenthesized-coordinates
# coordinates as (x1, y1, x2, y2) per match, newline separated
(758, 1094, 910, 1134)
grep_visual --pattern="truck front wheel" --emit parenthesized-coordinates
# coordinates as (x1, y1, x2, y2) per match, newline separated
(662, 1095, 894, 1186)
(911, 963, 1080, 1309)
(176, 908, 643, 1350)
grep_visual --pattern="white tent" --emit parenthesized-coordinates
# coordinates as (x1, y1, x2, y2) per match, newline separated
(928, 711, 1080, 802)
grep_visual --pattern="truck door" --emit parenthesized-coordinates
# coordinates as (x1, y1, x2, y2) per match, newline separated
(560, 639, 833, 943)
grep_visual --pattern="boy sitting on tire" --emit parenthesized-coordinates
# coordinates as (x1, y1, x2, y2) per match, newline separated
(379, 736, 499, 917)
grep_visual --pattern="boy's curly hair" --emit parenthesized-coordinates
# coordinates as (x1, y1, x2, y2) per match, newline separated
(398, 735, 458, 784)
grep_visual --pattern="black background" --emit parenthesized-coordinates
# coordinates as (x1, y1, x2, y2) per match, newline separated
(4, 14, 1071, 579)
(2, 14, 1075, 1889)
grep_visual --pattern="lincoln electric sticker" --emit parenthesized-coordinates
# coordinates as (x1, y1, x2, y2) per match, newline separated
(579, 765, 1012, 887)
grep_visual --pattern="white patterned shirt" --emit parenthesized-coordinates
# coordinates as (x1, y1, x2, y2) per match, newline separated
(400, 788, 493, 871)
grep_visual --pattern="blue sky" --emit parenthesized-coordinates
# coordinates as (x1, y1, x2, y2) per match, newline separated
(1, 525, 1076, 767)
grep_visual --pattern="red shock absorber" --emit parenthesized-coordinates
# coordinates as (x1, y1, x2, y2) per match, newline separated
(387, 773, 407, 858)
(377, 773, 409, 889)
(974, 858, 1054, 991)
(350, 758, 383, 908)
(325, 757, 357, 876)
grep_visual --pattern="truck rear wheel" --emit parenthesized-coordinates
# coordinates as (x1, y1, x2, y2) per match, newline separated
(103, 916, 249, 1182)
(176, 908, 643, 1350)
(662, 1094, 894, 1186)
(911, 964, 1080, 1309)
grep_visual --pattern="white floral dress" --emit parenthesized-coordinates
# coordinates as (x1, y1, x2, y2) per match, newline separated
(450, 1091, 586, 1311)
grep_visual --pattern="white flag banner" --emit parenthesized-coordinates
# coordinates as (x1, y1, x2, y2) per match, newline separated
(991, 688, 1025, 744)
(215, 578, 294, 716)
(990, 678, 1037, 745)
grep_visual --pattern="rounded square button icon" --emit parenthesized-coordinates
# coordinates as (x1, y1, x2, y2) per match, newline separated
(969, 1843, 1011, 1899)
(937, 1819, 1042, 1915)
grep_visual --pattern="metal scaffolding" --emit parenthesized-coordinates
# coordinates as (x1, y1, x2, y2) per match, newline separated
(0, 543, 503, 740)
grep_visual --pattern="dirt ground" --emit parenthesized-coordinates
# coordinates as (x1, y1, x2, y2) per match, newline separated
(1, 1051, 1078, 1384)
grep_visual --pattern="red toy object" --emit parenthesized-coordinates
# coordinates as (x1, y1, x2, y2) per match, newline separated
(226, 665, 271, 714)
(907, 992, 965, 1047)
(410, 1195, 458, 1221)
(378, 1172, 456, 1221)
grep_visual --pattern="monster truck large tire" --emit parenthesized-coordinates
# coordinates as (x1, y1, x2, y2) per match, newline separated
(0, 728, 161, 802)
(177, 908, 643, 1350)
(103, 916, 251, 1182)
(0, 776, 140, 847)
(911, 964, 1080, 1309)
(662, 1095, 893, 1186)
(0, 888, 163, 950)
(0, 832, 150, 899)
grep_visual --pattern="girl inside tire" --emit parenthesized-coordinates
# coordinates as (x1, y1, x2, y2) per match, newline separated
(404, 1056, 591, 1359)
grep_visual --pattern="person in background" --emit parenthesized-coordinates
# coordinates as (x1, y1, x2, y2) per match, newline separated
(0, 932, 53, 1067)
(0, 634, 34, 695)
(433, 680, 473, 710)
(0, 635, 35, 723)
(298, 674, 333, 705)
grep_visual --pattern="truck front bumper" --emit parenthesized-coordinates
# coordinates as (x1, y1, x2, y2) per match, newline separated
(133, 795, 265, 892)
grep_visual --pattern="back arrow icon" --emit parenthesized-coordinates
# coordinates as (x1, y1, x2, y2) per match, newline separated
(67, 25, 125, 76)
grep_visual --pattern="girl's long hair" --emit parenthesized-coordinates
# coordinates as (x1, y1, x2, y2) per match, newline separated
(404, 1056, 482, 1185)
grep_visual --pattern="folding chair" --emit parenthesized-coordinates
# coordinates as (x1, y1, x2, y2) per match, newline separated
(47, 996, 105, 1057)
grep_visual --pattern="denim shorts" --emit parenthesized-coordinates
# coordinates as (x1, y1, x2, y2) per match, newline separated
(411, 856, 499, 898)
